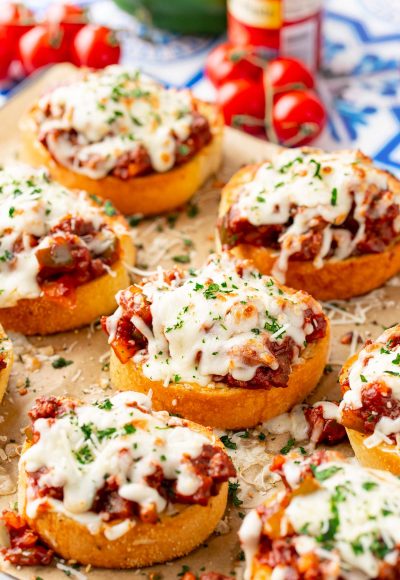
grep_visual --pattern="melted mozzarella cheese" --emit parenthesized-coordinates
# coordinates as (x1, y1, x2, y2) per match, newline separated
(0, 164, 123, 308)
(35, 66, 195, 179)
(117, 252, 323, 387)
(240, 458, 400, 579)
(340, 326, 400, 446)
(22, 391, 213, 538)
(263, 404, 310, 441)
(233, 149, 394, 281)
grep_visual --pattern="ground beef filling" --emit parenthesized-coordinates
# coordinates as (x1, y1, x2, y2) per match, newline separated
(40, 112, 211, 179)
(219, 196, 400, 259)
(27, 397, 236, 525)
(304, 405, 347, 445)
(102, 292, 327, 390)
(14, 216, 120, 303)
(1, 511, 54, 567)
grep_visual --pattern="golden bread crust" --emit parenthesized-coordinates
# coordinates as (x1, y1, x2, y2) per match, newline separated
(0, 324, 13, 402)
(340, 354, 400, 475)
(19, 420, 228, 568)
(109, 321, 330, 430)
(0, 234, 135, 335)
(345, 427, 400, 475)
(20, 101, 223, 216)
(219, 164, 400, 300)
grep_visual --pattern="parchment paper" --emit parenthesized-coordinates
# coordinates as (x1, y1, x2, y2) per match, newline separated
(1, 63, 400, 580)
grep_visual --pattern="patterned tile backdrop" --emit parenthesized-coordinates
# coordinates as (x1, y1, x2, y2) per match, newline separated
(1, 0, 399, 174)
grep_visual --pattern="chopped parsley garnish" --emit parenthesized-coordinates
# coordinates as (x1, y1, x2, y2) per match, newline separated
(97, 399, 113, 411)
(104, 200, 117, 216)
(278, 157, 303, 174)
(384, 370, 400, 377)
(128, 214, 142, 227)
(173, 254, 190, 264)
(392, 353, 400, 365)
(203, 283, 222, 300)
(74, 445, 94, 464)
(186, 201, 199, 218)
(351, 539, 364, 555)
(316, 493, 340, 544)
(80, 423, 93, 440)
(97, 427, 117, 441)
(220, 435, 237, 450)
(360, 374, 368, 383)
(173, 374, 181, 383)
(331, 187, 338, 206)
(178, 144, 190, 156)
(280, 438, 296, 455)
(370, 537, 391, 559)
(264, 310, 284, 335)
(123, 423, 136, 435)
(51, 357, 73, 369)
(8, 206, 15, 217)
(177, 565, 191, 577)
(0, 250, 13, 262)
(310, 159, 322, 179)
(311, 465, 343, 482)
(89, 193, 103, 205)
(228, 481, 243, 507)
(362, 481, 378, 491)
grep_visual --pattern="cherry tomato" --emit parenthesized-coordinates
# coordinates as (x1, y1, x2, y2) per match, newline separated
(19, 25, 67, 75)
(0, 3, 35, 54)
(0, 27, 13, 78)
(72, 25, 121, 69)
(205, 42, 263, 88)
(44, 3, 88, 44)
(263, 57, 315, 95)
(217, 79, 265, 136)
(272, 90, 326, 146)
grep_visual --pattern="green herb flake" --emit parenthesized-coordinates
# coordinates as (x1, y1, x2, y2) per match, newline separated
(52, 357, 73, 369)
(362, 481, 378, 491)
(97, 398, 113, 411)
(128, 214, 142, 227)
(74, 445, 94, 464)
(392, 353, 400, 365)
(220, 435, 237, 450)
(173, 254, 190, 264)
(104, 200, 117, 217)
(385, 370, 400, 377)
(97, 427, 117, 441)
(280, 438, 296, 455)
(178, 144, 190, 156)
(310, 159, 323, 179)
(80, 423, 93, 440)
(228, 481, 243, 507)
(311, 465, 343, 482)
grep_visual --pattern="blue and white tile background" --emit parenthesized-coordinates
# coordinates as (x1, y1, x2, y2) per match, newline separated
(3, 0, 400, 174)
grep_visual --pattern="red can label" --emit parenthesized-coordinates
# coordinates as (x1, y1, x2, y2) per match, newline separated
(228, 0, 322, 71)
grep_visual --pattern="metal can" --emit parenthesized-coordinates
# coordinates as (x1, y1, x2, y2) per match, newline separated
(227, 0, 322, 71)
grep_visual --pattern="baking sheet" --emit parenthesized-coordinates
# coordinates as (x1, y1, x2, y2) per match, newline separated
(1, 63, 400, 580)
